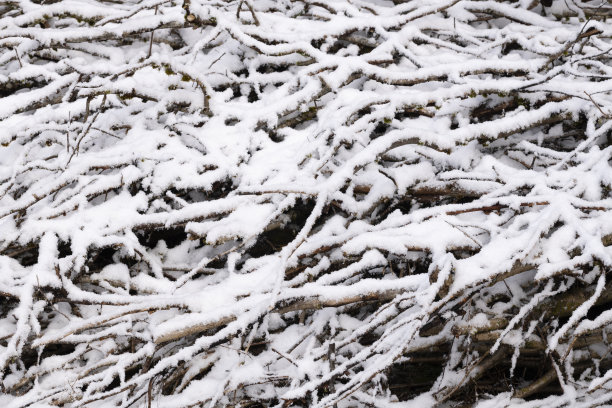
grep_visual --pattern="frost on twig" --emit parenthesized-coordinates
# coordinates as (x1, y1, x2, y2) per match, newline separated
(0, 0, 611, 407)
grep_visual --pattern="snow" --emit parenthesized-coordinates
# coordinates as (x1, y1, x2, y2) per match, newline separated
(0, 0, 611, 406)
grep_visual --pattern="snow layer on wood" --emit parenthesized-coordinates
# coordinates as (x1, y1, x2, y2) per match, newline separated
(0, 0, 611, 406)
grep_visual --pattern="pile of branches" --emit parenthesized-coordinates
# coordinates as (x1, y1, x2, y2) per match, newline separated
(1, 0, 612, 406)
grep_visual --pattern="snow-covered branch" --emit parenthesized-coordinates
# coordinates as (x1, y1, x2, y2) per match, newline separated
(1, 0, 611, 406)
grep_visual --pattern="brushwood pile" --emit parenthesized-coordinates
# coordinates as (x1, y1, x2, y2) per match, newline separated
(1, 0, 612, 406)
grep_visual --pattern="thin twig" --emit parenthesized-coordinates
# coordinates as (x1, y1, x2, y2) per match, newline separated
(147, 6, 159, 59)
(14, 48, 23, 68)
(584, 91, 611, 118)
